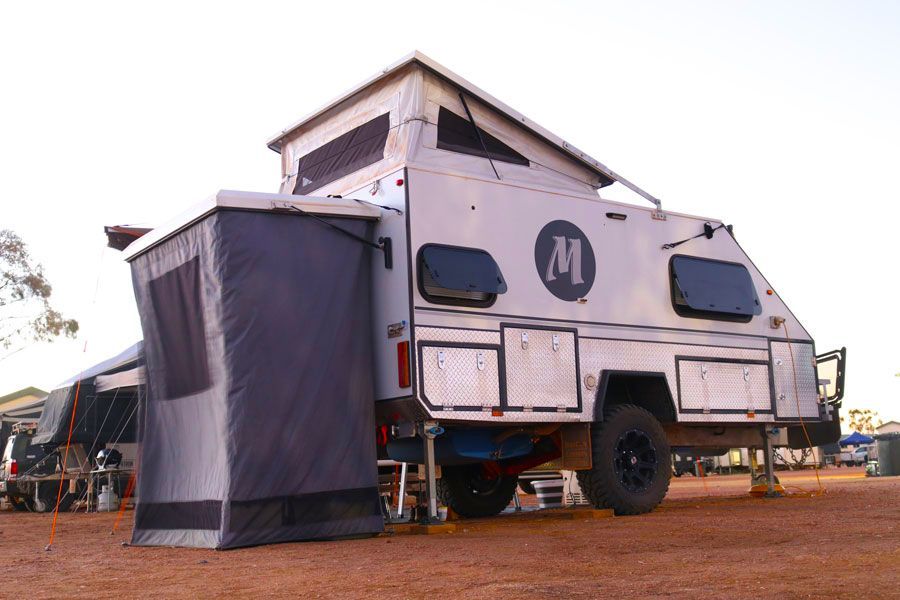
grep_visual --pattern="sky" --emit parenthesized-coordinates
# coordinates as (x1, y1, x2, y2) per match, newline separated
(1, 1, 898, 424)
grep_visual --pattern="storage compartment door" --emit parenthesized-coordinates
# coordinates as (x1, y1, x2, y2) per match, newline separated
(677, 359, 771, 414)
(419, 344, 501, 411)
(502, 326, 580, 412)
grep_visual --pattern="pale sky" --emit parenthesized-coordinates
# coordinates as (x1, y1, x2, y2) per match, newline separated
(1, 1, 898, 423)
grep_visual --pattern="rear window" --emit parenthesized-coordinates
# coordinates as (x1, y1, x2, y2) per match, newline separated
(436, 107, 528, 166)
(292, 113, 390, 194)
(2, 437, 17, 461)
(418, 244, 507, 307)
(670, 255, 761, 322)
(4, 436, 30, 460)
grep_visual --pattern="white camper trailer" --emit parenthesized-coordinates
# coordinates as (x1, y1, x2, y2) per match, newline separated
(120, 52, 845, 525)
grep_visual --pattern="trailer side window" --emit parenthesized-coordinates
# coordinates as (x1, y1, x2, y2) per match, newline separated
(670, 255, 761, 322)
(292, 112, 390, 195)
(418, 244, 507, 307)
(436, 107, 529, 166)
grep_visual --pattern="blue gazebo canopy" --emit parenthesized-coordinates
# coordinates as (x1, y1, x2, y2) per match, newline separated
(840, 431, 874, 446)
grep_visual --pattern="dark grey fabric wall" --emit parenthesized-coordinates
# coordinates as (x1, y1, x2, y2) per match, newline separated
(33, 343, 143, 446)
(130, 215, 232, 549)
(131, 209, 383, 549)
(33, 383, 97, 445)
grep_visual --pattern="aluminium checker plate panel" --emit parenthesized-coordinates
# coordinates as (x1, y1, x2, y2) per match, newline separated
(502, 326, 580, 411)
(411, 327, 817, 424)
(419, 343, 502, 411)
(770, 341, 819, 419)
(677, 359, 772, 413)
(578, 338, 776, 424)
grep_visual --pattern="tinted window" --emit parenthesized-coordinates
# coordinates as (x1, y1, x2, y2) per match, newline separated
(12, 435, 29, 457)
(670, 256, 761, 321)
(437, 107, 528, 166)
(148, 257, 211, 399)
(418, 245, 507, 307)
(293, 113, 390, 194)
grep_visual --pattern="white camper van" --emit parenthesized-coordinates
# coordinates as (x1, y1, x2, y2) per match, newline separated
(120, 52, 845, 522)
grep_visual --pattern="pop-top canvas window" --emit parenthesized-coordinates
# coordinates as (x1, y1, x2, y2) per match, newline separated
(293, 113, 390, 194)
(436, 107, 528, 166)
(670, 255, 761, 322)
(148, 257, 211, 398)
(419, 244, 507, 307)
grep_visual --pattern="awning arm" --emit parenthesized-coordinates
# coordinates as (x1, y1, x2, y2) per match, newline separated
(591, 162, 662, 210)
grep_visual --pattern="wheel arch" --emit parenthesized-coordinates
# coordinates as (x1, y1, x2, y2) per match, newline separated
(594, 370, 677, 423)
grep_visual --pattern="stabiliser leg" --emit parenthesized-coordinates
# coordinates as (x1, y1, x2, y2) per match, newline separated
(762, 426, 782, 498)
(420, 421, 443, 524)
(395, 462, 408, 520)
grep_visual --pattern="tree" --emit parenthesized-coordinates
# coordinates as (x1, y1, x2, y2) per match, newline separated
(0, 229, 78, 357)
(841, 408, 883, 435)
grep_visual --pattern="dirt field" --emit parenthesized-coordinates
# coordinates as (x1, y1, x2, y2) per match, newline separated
(3, 468, 898, 599)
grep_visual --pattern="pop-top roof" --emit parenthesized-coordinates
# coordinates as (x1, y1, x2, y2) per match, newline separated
(266, 51, 661, 208)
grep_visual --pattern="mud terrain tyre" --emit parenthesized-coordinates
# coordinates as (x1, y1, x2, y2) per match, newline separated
(437, 464, 518, 518)
(576, 404, 671, 515)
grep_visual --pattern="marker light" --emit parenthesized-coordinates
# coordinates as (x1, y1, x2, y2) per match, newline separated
(396, 178, 404, 186)
(397, 341, 411, 388)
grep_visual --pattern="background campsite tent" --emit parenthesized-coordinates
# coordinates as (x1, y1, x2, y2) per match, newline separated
(32, 341, 143, 453)
(126, 200, 383, 549)
(839, 431, 875, 447)
(0, 387, 47, 452)
(0, 395, 45, 422)
(0, 387, 47, 415)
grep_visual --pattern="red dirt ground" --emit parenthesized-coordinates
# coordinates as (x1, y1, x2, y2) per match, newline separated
(3, 468, 898, 599)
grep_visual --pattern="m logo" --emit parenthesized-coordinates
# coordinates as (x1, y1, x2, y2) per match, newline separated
(534, 220, 595, 301)
(545, 236, 584, 285)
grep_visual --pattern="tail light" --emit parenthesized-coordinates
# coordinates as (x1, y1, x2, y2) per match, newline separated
(376, 425, 389, 447)
(397, 341, 411, 388)
(9, 459, 17, 479)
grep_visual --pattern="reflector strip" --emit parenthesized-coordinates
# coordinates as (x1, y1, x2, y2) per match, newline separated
(397, 341, 411, 388)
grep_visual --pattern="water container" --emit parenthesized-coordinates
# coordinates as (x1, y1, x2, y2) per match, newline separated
(876, 433, 900, 476)
(532, 479, 564, 509)
(98, 485, 119, 512)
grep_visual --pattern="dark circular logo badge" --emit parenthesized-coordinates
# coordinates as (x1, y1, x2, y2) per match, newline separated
(534, 220, 596, 301)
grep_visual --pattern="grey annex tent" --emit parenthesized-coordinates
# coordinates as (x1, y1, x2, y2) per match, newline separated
(125, 194, 383, 549)
(32, 341, 143, 450)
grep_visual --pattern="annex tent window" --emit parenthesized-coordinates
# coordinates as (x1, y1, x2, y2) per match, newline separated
(293, 113, 390, 194)
(418, 244, 507, 307)
(148, 257, 211, 398)
(670, 255, 761, 322)
(436, 107, 529, 166)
